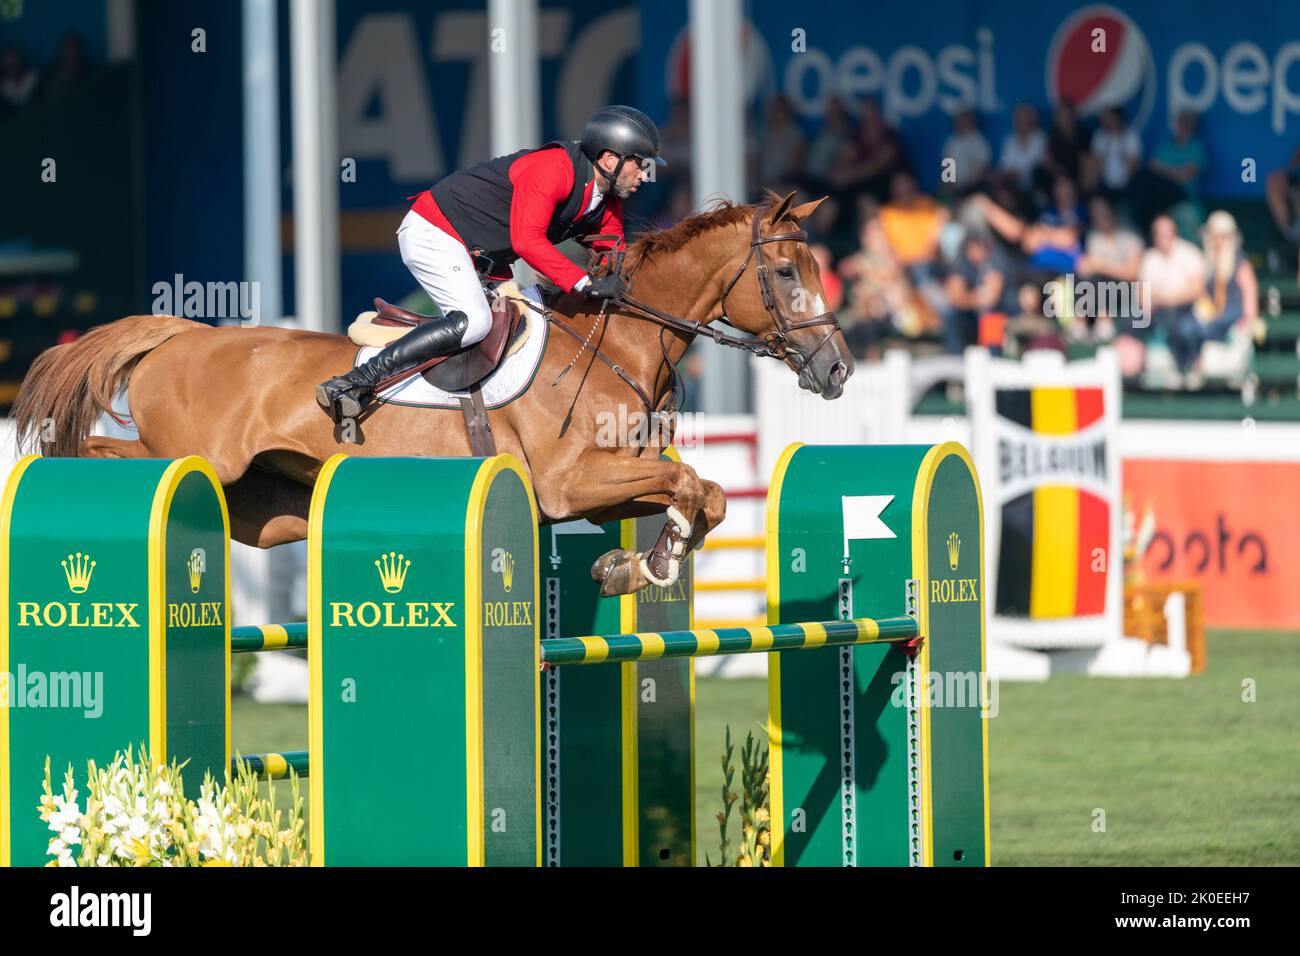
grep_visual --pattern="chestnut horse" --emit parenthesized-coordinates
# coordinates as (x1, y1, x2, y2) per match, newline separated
(12, 191, 853, 595)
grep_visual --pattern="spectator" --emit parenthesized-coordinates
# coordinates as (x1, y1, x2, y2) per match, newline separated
(996, 103, 1047, 194)
(838, 216, 936, 347)
(1195, 210, 1259, 349)
(1089, 107, 1142, 198)
(1139, 214, 1207, 373)
(1044, 101, 1092, 185)
(0, 45, 39, 119)
(944, 230, 1011, 354)
(972, 176, 1084, 277)
(880, 171, 948, 280)
(809, 244, 844, 312)
(41, 32, 92, 104)
(1079, 196, 1144, 340)
(829, 98, 909, 205)
(1080, 196, 1143, 282)
(651, 182, 693, 231)
(804, 96, 850, 191)
(658, 97, 691, 180)
(939, 109, 991, 195)
(1130, 110, 1207, 230)
(1265, 147, 1300, 244)
(752, 93, 806, 189)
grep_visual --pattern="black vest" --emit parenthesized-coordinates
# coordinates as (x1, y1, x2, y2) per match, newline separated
(430, 141, 607, 268)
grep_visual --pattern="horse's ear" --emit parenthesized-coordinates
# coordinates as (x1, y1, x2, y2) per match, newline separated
(765, 190, 798, 226)
(788, 196, 827, 223)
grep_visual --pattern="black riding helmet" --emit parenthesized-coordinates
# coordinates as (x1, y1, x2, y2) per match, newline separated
(580, 105, 667, 187)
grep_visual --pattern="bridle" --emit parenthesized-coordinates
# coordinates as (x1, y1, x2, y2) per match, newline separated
(520, 200, 846, 437)
(614, 201, 842, 374)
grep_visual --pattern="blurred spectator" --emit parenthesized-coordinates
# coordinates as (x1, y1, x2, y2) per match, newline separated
(0, 45, 39, 119)
(41, 33, 92, 103)
(1089, 107, 1142, 198)
(1080, 197, 1143, 282)
(1195, 210, 1258, 347)
(939, 109, 991, 195)
(972, 176, 1084, 277)
(996, 103, 1047, 193)
(752, 93, 806, 189)
(658, 97, 691, 179)
(1265, 147, 1300, 243)
(1131, 110, 1207, 230)
(1044, 101, 1092, 185)
(829, 98, 909, 205)
(1139, 215, 1207, 372)
(804, 96, 850, 190)
(1079, 196, 1144, 340)
(880, 171, 947, 278)
(944, 230, 1010, 354)
(809, 244, 844, 312)
(651, 182, 693, 231)
(838, 216, 935, 349)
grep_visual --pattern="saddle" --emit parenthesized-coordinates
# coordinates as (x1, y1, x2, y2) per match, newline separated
(348, 283, 529, 393)
(345, 283, 536, 458)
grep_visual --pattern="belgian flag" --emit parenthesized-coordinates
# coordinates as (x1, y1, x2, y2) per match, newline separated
(995, 387, 1109, 618)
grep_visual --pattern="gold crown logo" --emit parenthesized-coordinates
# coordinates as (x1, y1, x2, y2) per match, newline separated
(947, 532, 961, 571)
(375, 551, 409, 593)
(187, 547, 206, 593)
(62, 552, 95, 593)
(500, 550, 515, 593)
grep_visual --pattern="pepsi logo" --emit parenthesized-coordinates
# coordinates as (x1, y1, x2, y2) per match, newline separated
(1046, 4, 1156, 129)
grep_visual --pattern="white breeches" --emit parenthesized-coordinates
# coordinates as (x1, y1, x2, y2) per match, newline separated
(396, 210, 494, 345)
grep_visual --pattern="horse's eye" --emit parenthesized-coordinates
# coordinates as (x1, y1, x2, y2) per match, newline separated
(777, 266, 795, 279)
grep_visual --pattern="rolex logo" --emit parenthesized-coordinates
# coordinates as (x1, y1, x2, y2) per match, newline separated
(187, 548, 206, 593)
(62, 552, 96, 593)
(947, 532, 961, 571)
(375, 551, 410, 593)
(490, 547, 516, 592)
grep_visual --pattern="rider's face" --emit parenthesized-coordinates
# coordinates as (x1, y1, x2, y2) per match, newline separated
(603, 154, 651, 199)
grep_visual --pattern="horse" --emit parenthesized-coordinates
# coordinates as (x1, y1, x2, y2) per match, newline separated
(12, 190, 853, 595)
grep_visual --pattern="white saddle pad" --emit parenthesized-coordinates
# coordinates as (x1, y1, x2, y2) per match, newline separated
(363, 288, 548, 409)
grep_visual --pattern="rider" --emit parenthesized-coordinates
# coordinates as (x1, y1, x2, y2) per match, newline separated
(315, 104, 666, 419)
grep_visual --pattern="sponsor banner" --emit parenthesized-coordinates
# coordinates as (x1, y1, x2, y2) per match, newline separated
(1126, 459, 1300, 630)
(987, 386, 1112, 620)
(639, 0, 1298, 196)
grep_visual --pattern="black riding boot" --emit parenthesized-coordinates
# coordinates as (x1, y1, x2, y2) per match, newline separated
(316, 310, 471, 419)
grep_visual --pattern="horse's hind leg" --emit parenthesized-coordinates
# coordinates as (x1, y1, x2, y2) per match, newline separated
(223, 469, 311, 548)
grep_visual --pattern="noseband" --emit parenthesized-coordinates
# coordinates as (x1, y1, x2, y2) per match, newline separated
(716, 202, 842, 372)
(614, 202, 844, 374)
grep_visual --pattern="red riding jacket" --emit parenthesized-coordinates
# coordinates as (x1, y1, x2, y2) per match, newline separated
(410, 140, 625, 292)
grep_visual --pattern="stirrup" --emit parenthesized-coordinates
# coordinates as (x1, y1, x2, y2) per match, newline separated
(315, 376, 371, 421)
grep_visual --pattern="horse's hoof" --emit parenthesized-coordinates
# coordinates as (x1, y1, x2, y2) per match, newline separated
(591, 548, 647, 596)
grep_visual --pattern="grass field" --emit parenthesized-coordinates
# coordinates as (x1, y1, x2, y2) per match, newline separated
(234, 630, 1300, 866)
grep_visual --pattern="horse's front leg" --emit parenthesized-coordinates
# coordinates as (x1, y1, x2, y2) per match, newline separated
(537, 450, 727, 596)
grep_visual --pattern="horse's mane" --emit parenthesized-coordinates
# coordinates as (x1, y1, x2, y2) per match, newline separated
(624, 190, 789, 275)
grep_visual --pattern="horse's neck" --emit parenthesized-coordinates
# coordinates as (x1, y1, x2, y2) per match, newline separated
(610, 239, 731, 396)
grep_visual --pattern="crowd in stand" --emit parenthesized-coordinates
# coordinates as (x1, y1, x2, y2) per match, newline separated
(0, 33, 93, 123)
(652, 95, 1278, 389)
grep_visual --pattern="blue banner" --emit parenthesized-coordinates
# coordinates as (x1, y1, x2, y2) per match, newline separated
(638, 0, 1299, 197)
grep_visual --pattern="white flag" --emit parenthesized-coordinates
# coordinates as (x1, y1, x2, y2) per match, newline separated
(841, 495, 895, 560)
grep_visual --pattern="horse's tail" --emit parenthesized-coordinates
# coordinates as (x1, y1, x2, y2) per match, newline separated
(12, 314, 198, 457)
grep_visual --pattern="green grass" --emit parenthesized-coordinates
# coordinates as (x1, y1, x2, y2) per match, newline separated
(234, 630, 1300, 866)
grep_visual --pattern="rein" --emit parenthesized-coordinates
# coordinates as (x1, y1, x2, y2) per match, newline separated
(508, 201, 843, 435)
